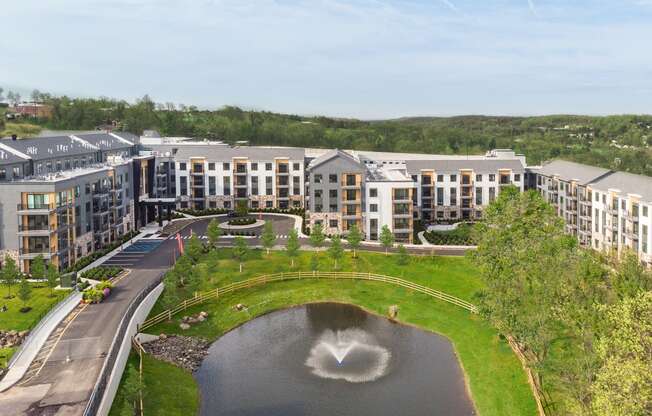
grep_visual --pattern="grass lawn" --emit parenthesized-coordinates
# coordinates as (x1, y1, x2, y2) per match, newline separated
(111, 249, 537, 416)
(108, 353, 200, 416)
(0, 284, 70, 368)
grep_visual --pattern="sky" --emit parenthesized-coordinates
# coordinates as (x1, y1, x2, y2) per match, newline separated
(1, 0, 652, 119)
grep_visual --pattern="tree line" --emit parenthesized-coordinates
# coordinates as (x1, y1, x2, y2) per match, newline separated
(3, 89, 651, 176)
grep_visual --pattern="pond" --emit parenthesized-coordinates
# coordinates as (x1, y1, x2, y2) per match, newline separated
(195, 303, 476, 415)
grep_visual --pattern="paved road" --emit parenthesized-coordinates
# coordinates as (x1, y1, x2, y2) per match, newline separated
(0, 214, 469, 415)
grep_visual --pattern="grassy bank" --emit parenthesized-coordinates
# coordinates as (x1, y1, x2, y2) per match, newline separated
(111, 250, 537, 416)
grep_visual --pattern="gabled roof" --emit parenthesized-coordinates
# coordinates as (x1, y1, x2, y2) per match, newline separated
(536, 160, 611, 185)
(0, 136, 99, 161)
(76, 133, 133, 151)
(307, 149, 363, 170)
(0, 142, 30, 164)
(589, 171, 652, 203)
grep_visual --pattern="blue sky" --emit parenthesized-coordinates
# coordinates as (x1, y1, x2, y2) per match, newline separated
(2, 0, 651, 119)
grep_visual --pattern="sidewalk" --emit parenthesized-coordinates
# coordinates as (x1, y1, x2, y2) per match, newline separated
(0, 225, 160, 393)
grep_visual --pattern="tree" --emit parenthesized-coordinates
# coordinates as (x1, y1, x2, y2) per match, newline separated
(232, 236, 249, 272)
(235, 200, 249, 217)
(611, 250, 652, 299)
(310, 254, 319, 271)
(46, 263, 59, 297)
(185, 233, 203, 263)
(328, 236, 344, 270)
(379, 225, 394, 255)
(260, 221, 276, 255)
(18, 277, 32, 310)
(396, 244, 409, 266)
(2, 255, 19, 298)
(161, 273, 181, 310)
(346, 224, 362, 258)
(173, 254, 193, 287)
(0, 87, 4, 101)
(591, 291, 652, 416)
(31, 255, 45, 280)
(206, 219, 222, 249)
(286, 228, 300, 267)
(309, 223, 325, 251)
(31, 89, 42, 103)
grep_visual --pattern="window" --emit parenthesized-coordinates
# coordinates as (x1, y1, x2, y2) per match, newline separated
(450, 188, 457, 205)
(85, 184, 91, 194)
(180, 177, 188, 196)
(293, 162, 300, 171)
(209, 177, 216, 195)
(437, 188, 444, 206)
(179, 162, 187, 171)
(314, 189, 323, 198)
(251, 176, 259, 195)
(595, 192, 599, 202)
(0, 168, 6, 180)
(266, 201, 273, 208)
(644, 206, 649, 217)
(329, 189, 338, 198)
(370, 204, 378, 212)
(224, 201, 231, 209)
(223, 163, 230, 171)
(369, 188, 378, 197)
(450, 174, 457, 182)
(265, 163, 272, 171)
(489, 174, 495, 182)
(329, 174, 338, 183)
(488, 187, 496, 202)
(208, 163, 215, 170)
(266, 177, 273, 195)
(475, 187, 482, 205)
(329, 219, 339, 228)
(13, 166, 21, 178)
(514, 174, 521, 182)
(314, 174, 323, 184)
(476, 174, 482, 182)
(251, 162, 258, 171)
(223, 177, 231, 195)
(293, 176, 301, 195)
(437, 174, 444, 182)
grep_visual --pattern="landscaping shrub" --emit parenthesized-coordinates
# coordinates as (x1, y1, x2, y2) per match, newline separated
(227, 217, 257, 226)
(423, 223, 477, 246)
(64, 231, 137, 273)
(80, 266, 124, 281)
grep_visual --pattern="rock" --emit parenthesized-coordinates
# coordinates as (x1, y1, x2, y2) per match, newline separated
(179, 323, 191, 330)
(18, 330, 29, 338)
(235, 303, 247, 311)
(197, 315, 205, 322)
(159, 333, 167, 340)
(199, 311, 208, 317)
(142, 335, 210, 372)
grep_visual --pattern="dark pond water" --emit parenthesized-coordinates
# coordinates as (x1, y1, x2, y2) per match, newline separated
(195, 303, 476, 416)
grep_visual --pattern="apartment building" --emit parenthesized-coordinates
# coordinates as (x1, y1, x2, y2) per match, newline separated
(0, 133, 154, 273)
(144, 142, 305, 211)
(305, 148, 526, 243)
(533, 160, 652, 266)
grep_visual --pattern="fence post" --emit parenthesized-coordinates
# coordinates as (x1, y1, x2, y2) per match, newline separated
(168, 310, 172, 321)
(183, 299, 187, 310)
(215, 287, 219, 298)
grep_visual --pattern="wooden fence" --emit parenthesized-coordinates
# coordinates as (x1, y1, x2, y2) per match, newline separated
(139, 271, 477, 332)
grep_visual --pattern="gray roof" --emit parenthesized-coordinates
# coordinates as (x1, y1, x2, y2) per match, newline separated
(76, 133, 133, 151)
(589, 171, 652, 203)
(149, 144, 305, 161)
(0, 142, 30, 164)
(406, 158, 525, 174)
(0, 136, 98, 161)
(536, 160, 611, 185)
(308, 149, 363, 170)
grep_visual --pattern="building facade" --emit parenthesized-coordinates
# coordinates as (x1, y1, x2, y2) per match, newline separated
(533, 160, 652, 267)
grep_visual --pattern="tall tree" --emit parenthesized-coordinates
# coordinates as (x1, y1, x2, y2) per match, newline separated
(309, 223, 325, 251)
(260, 221, 276, 255)
(379, 225, 394, 255)
(286, 228, 300, 267)
(591, 291, 652, 416)
(2, 255, 19, 298)
(185, 233, 204, 263)
(328, 235, 344, 270)
(18, 277, 32, 309)
(46, 263, 59, 297)
(346, 224, 362, 258)
(232, 236, 249, 273)
(206, 219, 222, 249)
(31, 255, 45, 280)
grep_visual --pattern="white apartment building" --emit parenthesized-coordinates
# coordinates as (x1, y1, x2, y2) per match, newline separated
(534, 160, 652, 266)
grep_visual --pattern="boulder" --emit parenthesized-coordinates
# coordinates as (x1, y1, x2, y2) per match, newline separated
(179, 323, 191, 330)
(159, 333, 167, 340)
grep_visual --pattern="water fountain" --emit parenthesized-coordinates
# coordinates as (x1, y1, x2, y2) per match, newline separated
(305, 328, 391, 383)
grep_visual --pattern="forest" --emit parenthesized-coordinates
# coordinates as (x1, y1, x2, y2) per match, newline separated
(2, 90, 651, 175)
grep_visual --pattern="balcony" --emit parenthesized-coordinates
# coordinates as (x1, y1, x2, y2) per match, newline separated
(625, 211, 639, 223)
(17, 202, 59, 214)
(606, 206, 618, 215)
(342, 198, 361, 205)
(234, 166, 248, 175)
(17, 223, 58, 236)
(625, 228, 639, 240)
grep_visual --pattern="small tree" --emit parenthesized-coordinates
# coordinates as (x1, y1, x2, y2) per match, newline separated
(346, 224, 363, 259)
(379, 225, 395, 255)
(396, 244, 409, 266)
(286, 228, 300, 267)
(206, 219, 222, 249)
(261, 221, 276, 255)
(235, 200, 249, 217)
(31, 255, 46, 280)
(173, 254, 193, 287)
(46, 263, 59, 297)
(161, 274, 181, 311)
(121, 365, 145, 415)
(232, 236, 249, 273)
(310, 254, 319, 271)
(328, 236, 344, 270)
(2, 255, 19, 298)
(18, 277, 32, 311)
(309, 223, 325, 251)
(185, 233, 203, 263)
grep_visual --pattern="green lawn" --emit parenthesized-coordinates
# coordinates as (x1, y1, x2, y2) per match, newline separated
(0, 284, 70, 368)
(108, 353, 200, 416)
(111, 250, 537, 416)
(0, 284, 69, 332)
